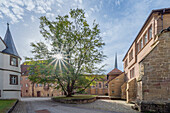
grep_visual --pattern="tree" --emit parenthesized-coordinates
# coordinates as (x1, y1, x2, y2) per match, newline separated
(26, 8, 106, 97)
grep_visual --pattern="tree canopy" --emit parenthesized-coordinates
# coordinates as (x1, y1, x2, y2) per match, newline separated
(26, 8, 106, 97)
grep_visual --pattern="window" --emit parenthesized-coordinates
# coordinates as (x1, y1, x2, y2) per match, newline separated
(26, 90, 28, 93)
(91, 85, 95, 88)
(25, 77, 28, 80)
(129, 49, 133, 62)
(10, 75, 18, 85)
(130, 68, 135, 78)
(148, 26, 152, 40)
(111, 83, 114, 87)
(140, 39, 143, 49)
(26, 84, 28, 87)
(144, 33, 148, 45)
(35, 84, 38, 87)
(137, 43, 140, 53)
(99, 83, 101, 88)
(112, 91, 114, 94)
(39, 84, 42, 87)
(125, 59, 128, 68)
(10, 56, 18, 67)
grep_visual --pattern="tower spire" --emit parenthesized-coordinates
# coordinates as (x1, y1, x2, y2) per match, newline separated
(2, 24, 20, 58)
(114, 52, 118, 69)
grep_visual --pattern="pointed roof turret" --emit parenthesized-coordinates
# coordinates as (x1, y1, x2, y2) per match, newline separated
(114, 52, 118, 69)
(2, 23, 20, 58)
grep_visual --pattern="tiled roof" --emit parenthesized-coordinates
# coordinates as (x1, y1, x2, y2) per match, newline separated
(2, 24, 20, 58)
(107, 68, 122, 76)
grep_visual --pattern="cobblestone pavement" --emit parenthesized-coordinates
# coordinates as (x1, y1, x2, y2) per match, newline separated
(69, 100, 139, 113)
(12, 98, 139, 113)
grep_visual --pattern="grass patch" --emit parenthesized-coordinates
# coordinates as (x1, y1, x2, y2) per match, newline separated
(54, 95, 97, 100)
(0, 99, 17, 113)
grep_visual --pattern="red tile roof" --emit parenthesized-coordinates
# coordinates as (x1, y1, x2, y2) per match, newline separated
(107, 68, 122, 76)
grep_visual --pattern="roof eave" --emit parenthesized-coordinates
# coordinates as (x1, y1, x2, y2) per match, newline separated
(122, 8, 170, 61)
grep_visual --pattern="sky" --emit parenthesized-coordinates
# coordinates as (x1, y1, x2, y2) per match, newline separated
(0, 0, 170, 74)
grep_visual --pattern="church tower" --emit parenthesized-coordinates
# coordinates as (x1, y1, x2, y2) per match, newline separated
(107, 53, 122, 81)
(0, 24, 21, 99)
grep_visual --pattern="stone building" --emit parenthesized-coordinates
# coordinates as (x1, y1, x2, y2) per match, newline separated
(122, 8, 170, 112)
(0, 24, 21, 99)
(21, 62, 62, 97)
(85, 75, 108, 95)
(107, 54, 124, 99)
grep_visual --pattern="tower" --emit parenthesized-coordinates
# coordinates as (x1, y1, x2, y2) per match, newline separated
(0, 23, 21, 99)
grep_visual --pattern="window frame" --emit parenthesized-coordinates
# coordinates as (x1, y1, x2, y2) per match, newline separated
(125, 59, 128, 68)
(10, 56, 18, 67)
(140, 39, 143, 49)
(130, 68, 135, 79)
(129, 49, 133, 62)
(148, 26, 152, 40)
(10, 75, 18, 85)
(144, 33, 148, 45)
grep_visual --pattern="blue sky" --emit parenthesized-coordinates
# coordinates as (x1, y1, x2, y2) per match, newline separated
(0, 0, 170, 73)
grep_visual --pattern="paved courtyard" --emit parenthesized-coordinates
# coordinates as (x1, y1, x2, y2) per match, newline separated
(12, 98, 139, 113)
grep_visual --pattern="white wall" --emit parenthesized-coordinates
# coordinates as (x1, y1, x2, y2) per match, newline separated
(0, 39, 6, 51)
(0, 53, 21, 99)
(3, 91, 21, 99)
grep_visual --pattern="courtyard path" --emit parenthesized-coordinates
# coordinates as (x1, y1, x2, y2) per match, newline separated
(12, 97, 139, 113)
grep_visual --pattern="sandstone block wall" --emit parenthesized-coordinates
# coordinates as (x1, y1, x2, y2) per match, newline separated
(108, 73, 125, 98)
(126, 78, 137, 103)
(136, 31, 170, 112)
(140, 31, 170, 101)
(121, 82, 127, 100)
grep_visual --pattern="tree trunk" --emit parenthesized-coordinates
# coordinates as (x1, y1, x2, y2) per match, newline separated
(32, 82, 34, 97)
(66, 90, 72, 97)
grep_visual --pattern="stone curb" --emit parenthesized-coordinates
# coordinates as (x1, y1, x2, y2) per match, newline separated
(52, 97, 96, 104)
(7, 99, 19, 113)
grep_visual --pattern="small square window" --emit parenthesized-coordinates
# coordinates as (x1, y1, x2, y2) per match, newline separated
(10, 56, 18, 67)
(10, 75, 18, 85)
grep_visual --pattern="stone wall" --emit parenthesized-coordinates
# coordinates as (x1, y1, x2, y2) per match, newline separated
(137, 31, 170, 112)
(126, 78, 137, 103)
(121, 82, 127, 100)
(108, 73, 125, 98)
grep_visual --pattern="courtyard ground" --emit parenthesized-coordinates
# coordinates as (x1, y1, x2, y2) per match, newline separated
(12, 97, 139, 113)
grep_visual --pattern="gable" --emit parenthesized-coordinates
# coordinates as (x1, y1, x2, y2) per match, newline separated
(0, 37, 6, 51)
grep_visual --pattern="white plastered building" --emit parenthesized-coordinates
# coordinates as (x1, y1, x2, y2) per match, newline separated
(0, 24, 21, 99)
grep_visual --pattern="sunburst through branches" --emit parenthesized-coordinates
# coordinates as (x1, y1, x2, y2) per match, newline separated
(47, 45, 70, 74)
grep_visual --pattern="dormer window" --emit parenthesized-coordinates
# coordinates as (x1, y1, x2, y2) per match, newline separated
(10, 56, 18, 67)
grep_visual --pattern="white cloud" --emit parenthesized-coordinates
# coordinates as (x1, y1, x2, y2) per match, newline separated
(46, 13, 55, 19)
(31, 15, 36, 22)
(58, 4, 62, 8)
(25, 0, 35, 11)
(79, 0, 83, 4)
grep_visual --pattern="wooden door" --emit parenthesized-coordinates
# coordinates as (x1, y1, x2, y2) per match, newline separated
(37, 91, 41, 97)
